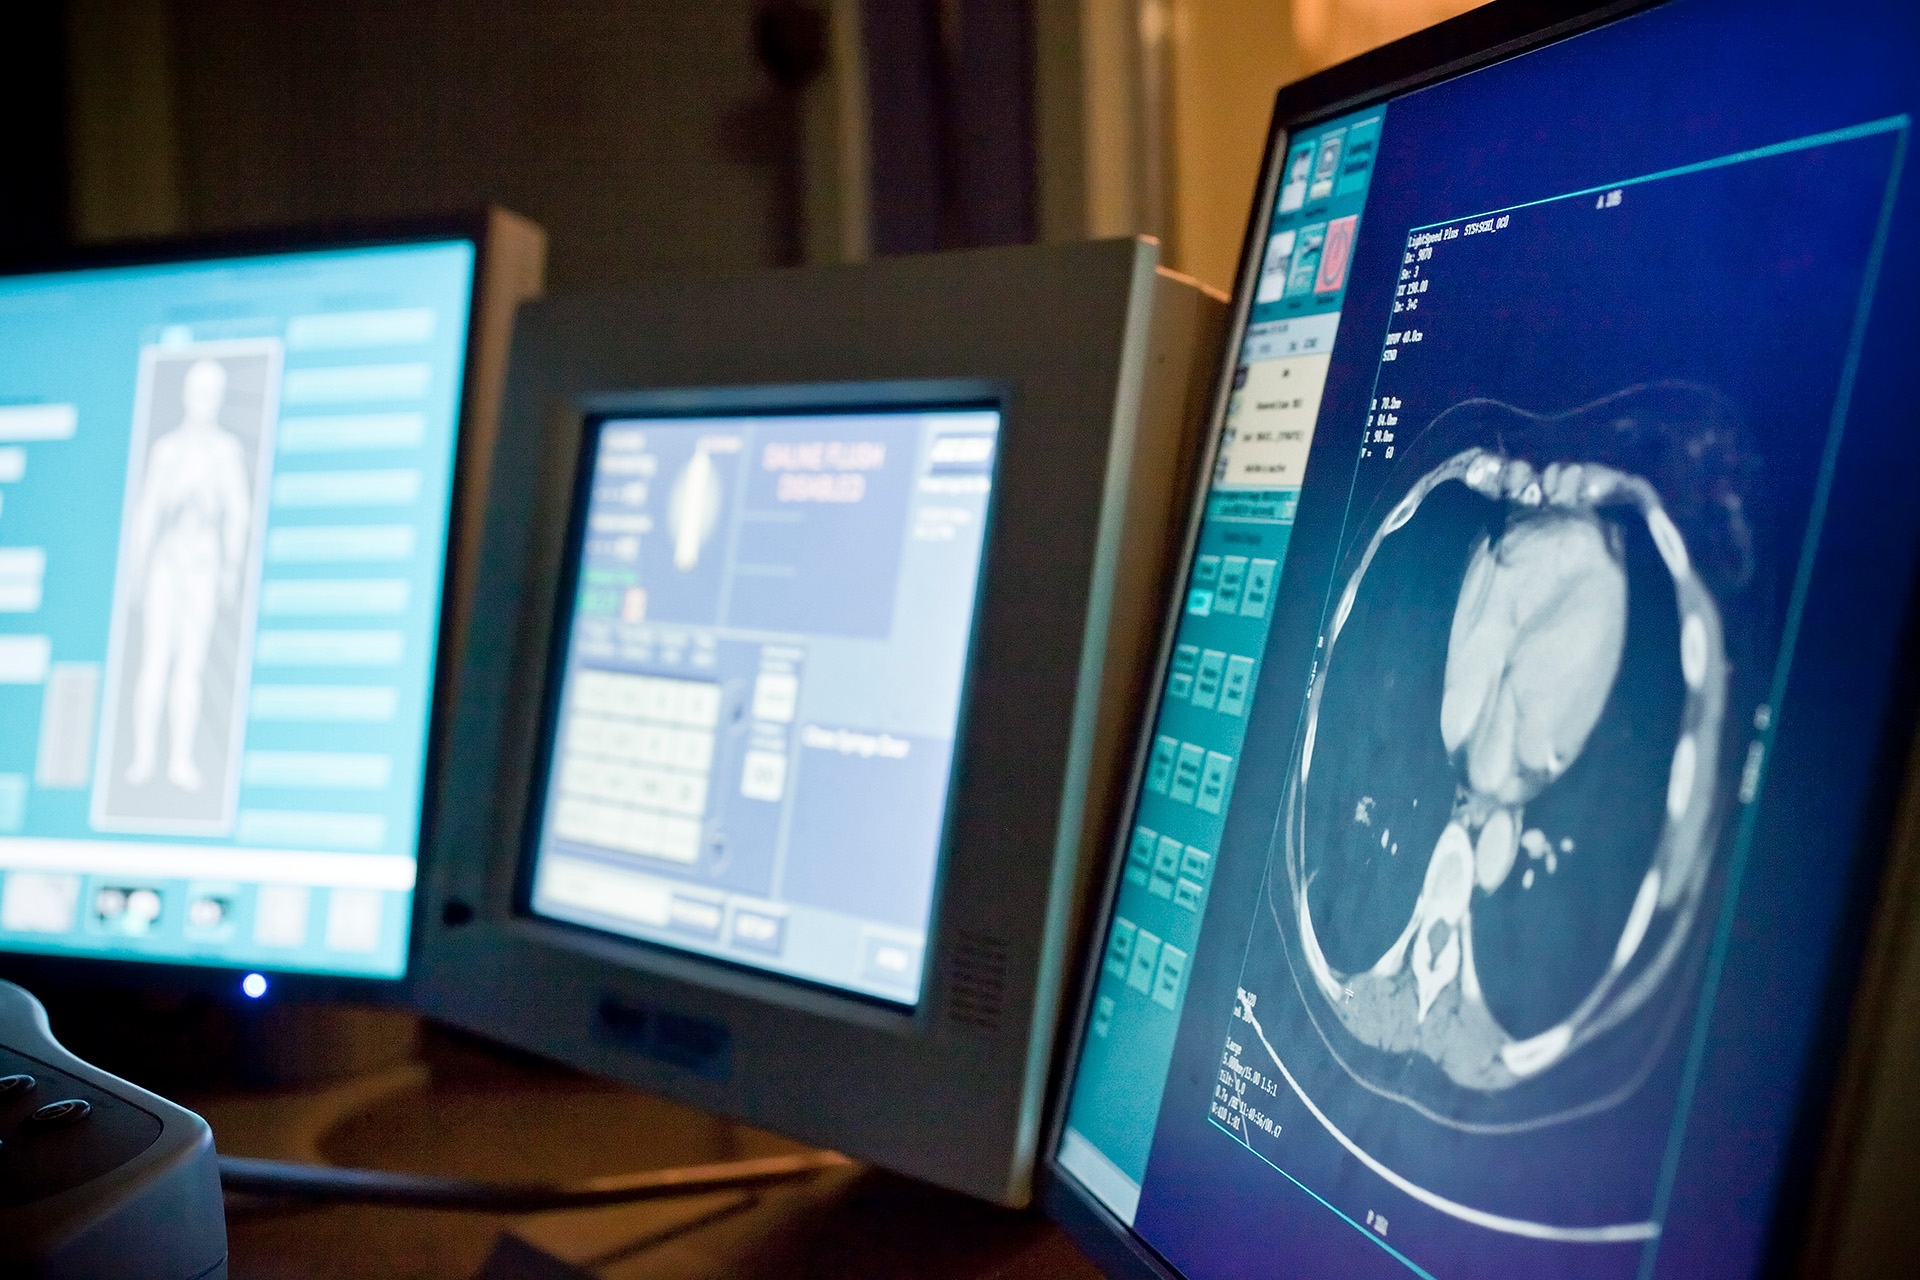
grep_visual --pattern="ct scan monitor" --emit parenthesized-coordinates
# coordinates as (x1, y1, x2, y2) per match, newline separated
(418, 239, 1225, 1204)
(523, 403, 1001, 1004)
(0, 216, 543, 991)
(1045, 0, 1920, 1276)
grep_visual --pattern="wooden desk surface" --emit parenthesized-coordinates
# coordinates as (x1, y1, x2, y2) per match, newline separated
(186, 1026, 1104, 1280)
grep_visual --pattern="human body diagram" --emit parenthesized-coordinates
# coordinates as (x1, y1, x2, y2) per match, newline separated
(93, 342, 279, 833)
(123, 359, 253, 791)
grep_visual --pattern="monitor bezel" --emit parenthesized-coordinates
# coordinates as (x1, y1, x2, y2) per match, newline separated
(0, 213, 504, 1006)
(510, 385, 1008, 1015)
(415, 237, 1212, 1204)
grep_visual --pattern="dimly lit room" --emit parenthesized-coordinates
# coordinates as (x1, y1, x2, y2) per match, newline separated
(2, 2, 1917, 1277)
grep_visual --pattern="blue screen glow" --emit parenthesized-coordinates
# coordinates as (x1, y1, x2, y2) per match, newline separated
(0, 240, 476, 980)
(526, 406, 999, 1005)
(1055, 0, 1920, 1275)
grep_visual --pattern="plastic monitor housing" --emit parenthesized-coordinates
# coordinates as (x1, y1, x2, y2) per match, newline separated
(0, 210, 546, 1005)
(1038, 2, 1920, 1276)
(414, 238, 1225, 1205)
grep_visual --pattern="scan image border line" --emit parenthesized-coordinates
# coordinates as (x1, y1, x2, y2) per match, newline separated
(1404, 114, 1910, 235)
(1308, 113, 1914, 649)
(1221, 113, 1911, 1265)
(1634, 118, 1911, 1280)
(1207, 1115, 1438, 1279)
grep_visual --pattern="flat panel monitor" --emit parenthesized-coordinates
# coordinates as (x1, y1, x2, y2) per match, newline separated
(417, 239, 1226, 1203)
(1044, 0, 1920, 1276)
(523, 403, 1001, 1005)
(0, 216, 542, 994)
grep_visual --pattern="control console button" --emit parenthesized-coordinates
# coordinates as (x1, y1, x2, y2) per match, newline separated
(22, 1098, 90, 1133)
(0, 1073, 34, 1100)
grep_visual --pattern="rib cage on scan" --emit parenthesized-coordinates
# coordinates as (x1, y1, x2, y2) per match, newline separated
(1252, 383, 1776, 1236)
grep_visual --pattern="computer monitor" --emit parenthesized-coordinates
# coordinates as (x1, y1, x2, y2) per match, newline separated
(521, 400, 1001, 1003)
(0, 213, 544, 998)
(1044, 0, 1920, 1275)
(416, 238, 1225, 1203)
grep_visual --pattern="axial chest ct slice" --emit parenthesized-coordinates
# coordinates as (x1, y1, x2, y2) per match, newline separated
(1282, 386, 1735, 1124)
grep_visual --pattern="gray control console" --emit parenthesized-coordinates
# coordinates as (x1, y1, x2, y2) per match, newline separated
(0, 980, 226, 1279)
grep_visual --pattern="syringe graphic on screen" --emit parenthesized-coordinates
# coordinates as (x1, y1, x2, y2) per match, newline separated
(667, 445, 723, 571)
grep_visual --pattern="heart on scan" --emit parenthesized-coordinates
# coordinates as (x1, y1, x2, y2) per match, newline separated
(1440, 513, 1627, 809)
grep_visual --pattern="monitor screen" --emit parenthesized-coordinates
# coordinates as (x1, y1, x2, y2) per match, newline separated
(523, 403, 999, 1006)
(0, 240, 476, 980)
(1052, 0, 1920, 1274)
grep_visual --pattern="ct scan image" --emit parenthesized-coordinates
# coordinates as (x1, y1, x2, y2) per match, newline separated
(1253, 382, 1787, 1245)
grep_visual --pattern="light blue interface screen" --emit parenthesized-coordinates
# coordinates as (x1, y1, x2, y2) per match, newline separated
(527, 405, 998, 1006)
(0, 241, 476, 980)
(1056, 0, 1920, 1276)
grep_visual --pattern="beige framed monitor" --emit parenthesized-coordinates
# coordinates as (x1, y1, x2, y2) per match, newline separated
(415, 238, 1226, 1204)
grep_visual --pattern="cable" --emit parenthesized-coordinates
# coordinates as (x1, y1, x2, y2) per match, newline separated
(218, 1149, 852, 1212)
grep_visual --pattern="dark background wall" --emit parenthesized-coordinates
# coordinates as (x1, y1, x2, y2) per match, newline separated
(864, 0, 1035, 256)
(0, 6, 71, 261)
(8, 0, 1038, 286)
(168, 1, 796, 290)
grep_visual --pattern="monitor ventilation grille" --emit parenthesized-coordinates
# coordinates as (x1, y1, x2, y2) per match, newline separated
(946, 930, 1010, 1032)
